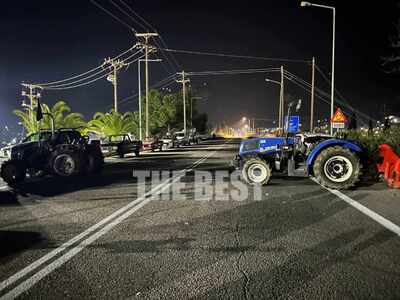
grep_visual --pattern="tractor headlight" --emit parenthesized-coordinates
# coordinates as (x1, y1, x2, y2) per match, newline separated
(0, 147, 11, 159)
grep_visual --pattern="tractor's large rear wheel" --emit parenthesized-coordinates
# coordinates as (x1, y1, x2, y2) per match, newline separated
(313, 146, 361, 190)
(0, 160, 26, 185)
(242, 158, 271, 186)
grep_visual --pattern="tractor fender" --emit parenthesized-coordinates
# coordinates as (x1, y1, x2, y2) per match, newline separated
(306, 139, 363, 168)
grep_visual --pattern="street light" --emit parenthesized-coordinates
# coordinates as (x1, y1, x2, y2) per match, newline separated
(301, 1, 336, 136)
(265, 78, 281, 86)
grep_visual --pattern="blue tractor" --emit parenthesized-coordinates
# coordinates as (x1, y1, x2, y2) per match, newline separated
(234, 101, 364, 190)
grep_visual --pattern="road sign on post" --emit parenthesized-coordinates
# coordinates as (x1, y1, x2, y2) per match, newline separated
(331, 108, 347, 129)
(284, 115, 300, 133)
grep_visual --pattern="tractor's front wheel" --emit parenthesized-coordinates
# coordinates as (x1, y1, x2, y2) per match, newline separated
(0, 160, 26, 185)
(242, 158, 271, 186)
(50, 149, 82, 177)
(313, 146, 361, 190)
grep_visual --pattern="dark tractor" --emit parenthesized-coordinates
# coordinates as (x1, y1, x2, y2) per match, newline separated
(234, 100, 364, 190)
(0, 128, 104, 185)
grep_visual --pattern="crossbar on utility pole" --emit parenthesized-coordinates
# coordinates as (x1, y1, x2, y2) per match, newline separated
(176, 71, 190, 137)
(135, 32, 159, 139)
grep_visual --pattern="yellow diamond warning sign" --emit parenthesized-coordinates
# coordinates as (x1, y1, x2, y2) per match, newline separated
(331, 108, 347, 123)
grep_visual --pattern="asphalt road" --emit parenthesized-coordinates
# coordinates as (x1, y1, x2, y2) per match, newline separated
(0, 139, 400, 299)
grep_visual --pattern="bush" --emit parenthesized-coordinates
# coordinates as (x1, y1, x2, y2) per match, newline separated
(344, 127, 400, 178)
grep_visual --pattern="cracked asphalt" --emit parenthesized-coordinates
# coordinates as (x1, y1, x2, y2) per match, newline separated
(1, 139, 400, 299)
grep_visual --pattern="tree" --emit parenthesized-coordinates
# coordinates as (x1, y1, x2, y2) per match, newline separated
(14, 100, 86, 135)
(348, 112, 358, 130)
(87, 110, 138, 137)
(382, 4, 400, 73)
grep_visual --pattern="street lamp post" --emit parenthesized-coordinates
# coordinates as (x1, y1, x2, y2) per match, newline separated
(301, 1, 336, 135)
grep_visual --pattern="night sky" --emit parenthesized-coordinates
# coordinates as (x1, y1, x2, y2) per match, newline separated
(1, 0, 399, 135)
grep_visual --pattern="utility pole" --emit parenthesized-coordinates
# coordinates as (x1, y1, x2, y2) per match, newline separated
(280, 66, 284, 131)
(135, 32, 159, 139)
(137, 58, 161, 141)
(310, 57, 316, 132)
(138, 60, 142, 141)
(21, 83, 42, 121)
(176, 71, 190, 136)
(103, 58, 128, 113)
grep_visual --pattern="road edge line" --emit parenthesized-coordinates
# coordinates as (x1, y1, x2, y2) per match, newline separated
(311, 178, 400, 237)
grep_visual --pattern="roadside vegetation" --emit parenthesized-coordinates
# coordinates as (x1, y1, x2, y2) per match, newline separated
(345, 126, 400, 178)
(14, 89, 208, 138)
(14, 101, 86, 135)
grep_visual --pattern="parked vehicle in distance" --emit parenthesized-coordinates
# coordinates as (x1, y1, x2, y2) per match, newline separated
(188, 132, 200, 145)
(0, 128, 104, 185)
(161, 133, 176, 149)
(142, 137, 163, 152)
(101, 134, 142, 158)
(174, 131, 190, 147)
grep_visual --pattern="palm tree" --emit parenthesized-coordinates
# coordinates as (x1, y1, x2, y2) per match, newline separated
(87, 110, 139, 137)
(14, 100, 86, 135)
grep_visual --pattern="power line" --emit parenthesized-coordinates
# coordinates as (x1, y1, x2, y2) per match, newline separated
(283, 71, 376, 122)
(41, 50, 142, 89)
(160, 48, 310, 63)
(314, 64, 357, 111)
(284, 69, 375, 122)
(117, 0, 154, 30)
(90, 0, 133, 30)
(108, 0, 141, 33)
(116, 74, 178, 108)
(43, 53, 145, 90)
(34, 46, 138, 86)
(115, 0, 181, 73)
(186, 68, 280, 76)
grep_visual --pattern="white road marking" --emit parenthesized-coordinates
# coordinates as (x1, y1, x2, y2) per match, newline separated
(0, 142, 227, 299)
(0, 186, 8, 191)
(312, 178, 400, 237)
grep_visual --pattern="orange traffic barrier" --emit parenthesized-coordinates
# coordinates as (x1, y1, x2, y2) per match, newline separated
(377, 144, 400, 189)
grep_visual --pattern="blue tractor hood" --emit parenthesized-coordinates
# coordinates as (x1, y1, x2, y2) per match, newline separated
(239, 137, 294, 155)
